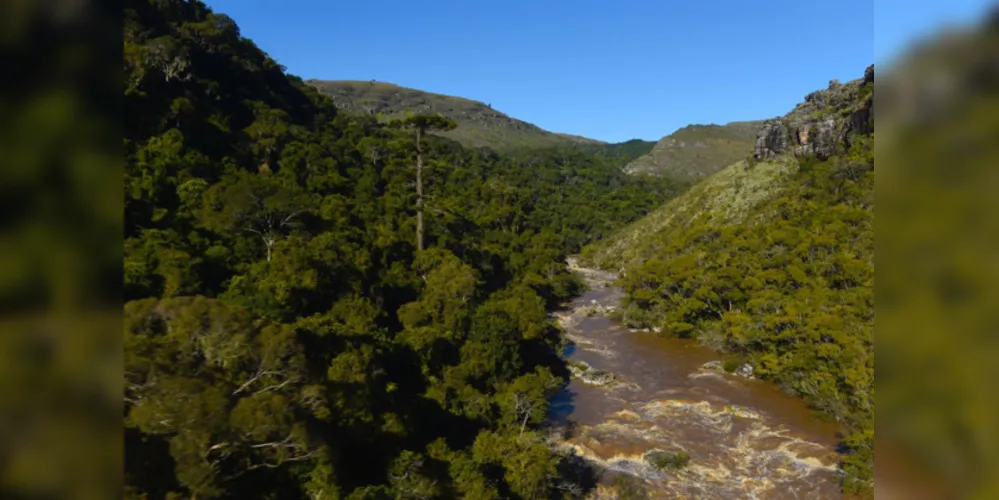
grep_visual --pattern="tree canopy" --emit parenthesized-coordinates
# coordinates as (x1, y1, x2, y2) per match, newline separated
(123, 1, 679, 497)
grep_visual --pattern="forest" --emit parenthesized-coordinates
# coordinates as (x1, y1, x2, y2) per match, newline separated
(123, 0, 682, 498)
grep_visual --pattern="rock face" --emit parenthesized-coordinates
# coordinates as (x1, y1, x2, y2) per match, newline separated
(753, 65, 874, 161)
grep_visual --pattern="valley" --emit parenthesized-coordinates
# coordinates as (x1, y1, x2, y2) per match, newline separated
(123, 1, 873, 498)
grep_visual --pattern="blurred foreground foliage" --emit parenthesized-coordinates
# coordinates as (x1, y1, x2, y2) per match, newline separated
(877, 8, 999, 499)
(0, 0, 121, 499)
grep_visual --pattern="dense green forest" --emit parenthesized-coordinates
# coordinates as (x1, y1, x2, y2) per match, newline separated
(123, 1, 681, 498)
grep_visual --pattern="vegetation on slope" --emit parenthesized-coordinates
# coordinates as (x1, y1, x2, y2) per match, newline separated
(580, 157, 796, 271)
(583, 72, 875, 495)
(307, 79, 603, 152)
(623, 121, 761, 180)
(615, 142, 873, 493)
(124, 1, 679, 498)
(575, 139, 657, 167)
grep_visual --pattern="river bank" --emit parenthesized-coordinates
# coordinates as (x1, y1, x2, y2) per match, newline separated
(549, 259, 843, 499)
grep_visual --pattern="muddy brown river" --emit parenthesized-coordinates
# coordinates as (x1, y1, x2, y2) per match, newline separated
(549, 263, 843, 499)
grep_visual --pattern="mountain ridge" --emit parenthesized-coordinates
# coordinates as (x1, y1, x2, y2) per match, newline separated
(307, 79, 607, 152)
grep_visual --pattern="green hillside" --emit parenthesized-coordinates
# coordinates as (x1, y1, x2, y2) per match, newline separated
(581, 156, 797, 271)
(623, 121, 762, 180)
(307, 79, 604, 152)
(581, 67, 875, 495)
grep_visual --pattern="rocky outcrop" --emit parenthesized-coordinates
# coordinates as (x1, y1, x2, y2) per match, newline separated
(698, 360, 754, 379)
(568, 361, 616, 386)
(700, 361, 725, 373)
(753, 65, 874, 161)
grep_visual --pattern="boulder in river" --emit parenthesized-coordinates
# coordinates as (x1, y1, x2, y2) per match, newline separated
(734, 363, 754, 379)
(568, 360, 617, 386)
(700, 360, 724, 373)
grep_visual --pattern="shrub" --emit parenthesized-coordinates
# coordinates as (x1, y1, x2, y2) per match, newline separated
(722, 358, 741, 373)
(645, 449, 691, 471)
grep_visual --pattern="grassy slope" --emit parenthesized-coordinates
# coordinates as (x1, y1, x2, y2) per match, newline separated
(623, 121, 762, 180)
(307, 79, 605, 152)
(580, 157, 796, 271)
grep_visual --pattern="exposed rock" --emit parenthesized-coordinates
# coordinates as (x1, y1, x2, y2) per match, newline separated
(848, 94, 874, 138)
(700, 360, 724, 373)
(754, 116, 842, 160)
(568, 361, 617, 386)
(581, 302, 616, 317)
(753, 66, 874, 161)
(753, 119, 789, 159)
(701, 360, 753, 378)
(734, 363, 754, 379)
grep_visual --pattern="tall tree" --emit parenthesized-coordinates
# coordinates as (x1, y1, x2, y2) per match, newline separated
(390, 114, 456, 251)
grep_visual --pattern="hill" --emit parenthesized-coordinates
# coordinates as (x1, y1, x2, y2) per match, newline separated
(581, 156, 797, 270)
(586, 67, 874, 270)
(581, 66, 875, 495)
(623, 120, 762, 180)
(307, 79, 605, 152)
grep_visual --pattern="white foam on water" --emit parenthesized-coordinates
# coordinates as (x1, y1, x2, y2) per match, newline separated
(553, 399, 841, 499)
(552, 264, 841, 498)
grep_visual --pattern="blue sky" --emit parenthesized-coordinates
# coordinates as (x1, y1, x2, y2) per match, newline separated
(206, 0, 992, 142)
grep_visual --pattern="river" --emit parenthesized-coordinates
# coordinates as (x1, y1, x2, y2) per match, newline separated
(548, 261, 844, 499)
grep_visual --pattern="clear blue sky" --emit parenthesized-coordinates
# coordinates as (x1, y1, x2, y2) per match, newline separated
(206, 0, 991, 143)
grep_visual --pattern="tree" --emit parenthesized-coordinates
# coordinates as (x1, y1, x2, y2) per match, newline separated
(389, 114, 457, 251)
(244, 103, 291, 172)
(198, 171, 311, 263)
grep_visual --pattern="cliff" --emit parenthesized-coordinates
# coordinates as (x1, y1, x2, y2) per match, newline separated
(754, 65, 874, 160)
